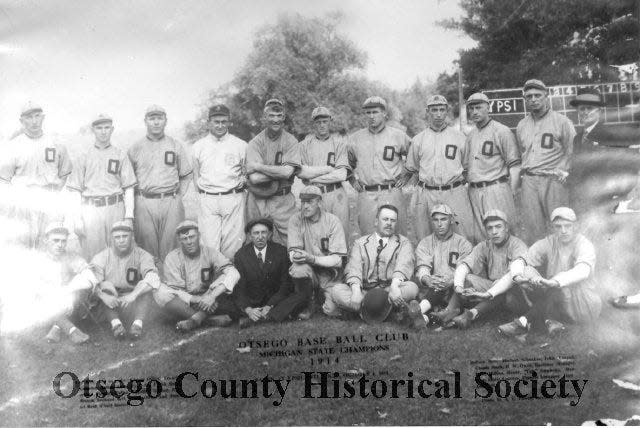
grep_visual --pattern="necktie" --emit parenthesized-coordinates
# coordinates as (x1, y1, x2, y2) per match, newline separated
(257, 251, 264, 267)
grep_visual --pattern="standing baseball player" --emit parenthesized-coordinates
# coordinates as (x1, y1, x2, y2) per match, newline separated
(91, 221, 160, 339)
(347, 96, 412, 237)
(287, 185, 348, 320)
(0, 103, 73, 248)
(245, 99, 301, 245)
(127, 105, 192, 265)
(465, 93, 521, 242)
(66, 114, 137, 261)
(298, 107, 351, 239)
(516, 79, 576, 244)
(409, 204, 473, 329)
(406, 95, 475, 242)
(192, 104, 247, 259)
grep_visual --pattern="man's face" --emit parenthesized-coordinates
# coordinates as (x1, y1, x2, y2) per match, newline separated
(301, 197, 321, 219)
(431, 213, 452, 239)
(577, 105, 601, 127)
(314, 117, 331, 139)
(208, 115, 230, 138)
(468, 103, 490, 125)
(179, 229, 201, 256)
(427, 105, 448, 129)
(364, 107, 386, 129)
(145, 113, 167, 137)
(45, 232, 68, 257)
(553, 219, 575, 244)
(92, 122, 114, 144)
(265, 110, 285, 133)
(20, 111, 44, 136)
(485, 220, 508, 245)
(375, 208, 398, 237)
(523, 89, 548, 113)
(249, 224, 270, 250)
(112, 230, 133, 255)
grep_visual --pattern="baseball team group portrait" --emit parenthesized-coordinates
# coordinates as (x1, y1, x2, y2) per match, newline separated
(1, 0, 640, 426)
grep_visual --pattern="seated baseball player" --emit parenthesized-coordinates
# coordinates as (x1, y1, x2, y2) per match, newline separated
(435, 209, 528, 329)
(497, 207, 601, 338)
(39, 222, 98, 344)
(153, 220, 241, 331)
(408, 204, 473, 329)
(327, 204, 418, 321)
(234, 218, 305, 328)
(91, 221, 160, 339)
(287, 185, 347, 320)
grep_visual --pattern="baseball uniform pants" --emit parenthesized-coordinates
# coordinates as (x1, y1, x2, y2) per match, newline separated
(78, 200, 124, 261)
(198, 192, 246, 259)
(454, 274, 504, 317)
(325, 281, 418, 316)
(246, 192, 297, 246)
(357, 187, 406, 237)
(134, 194, 184, 266)
(520, 175, 569, 245)
(320, 187, 351, 243)
(154, 284, 241, 316)
(411, 185, 475, 243)
(99, 292, 154, 324)
(469, 182, 517, 242)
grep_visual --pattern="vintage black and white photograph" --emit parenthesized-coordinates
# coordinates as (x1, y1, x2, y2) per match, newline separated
(0, 0, 639, 425)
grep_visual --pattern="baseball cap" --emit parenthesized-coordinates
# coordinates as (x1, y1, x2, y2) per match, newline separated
(145, 105, 166, 117)
(430, 204, 453, 217)
(44, 222, 69, 236)
(244, 217, 274, 234)
(482, 209, 508, 224)
(92, 114, 113, 127)
(466, 93, 490, 106)
(362, 96, 387, 110)
(360, 288, 392, 323)
(551, 207, 577, 222)
(311, 106, 332, 120)
(569, 88, 605, 107)
(523, 79, 547, 92)
(208, 104, 230, 118)
(111, 220, 133, 233)
(426, 95, 449, 107)
(21, 101, 43, 117)
(175, 220, 199, 234)
(299, 185, 322, 201)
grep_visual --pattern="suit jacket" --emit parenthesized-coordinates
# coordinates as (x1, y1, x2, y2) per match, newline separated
(232, 242, 293, 310)
(575, 121, 640, 152)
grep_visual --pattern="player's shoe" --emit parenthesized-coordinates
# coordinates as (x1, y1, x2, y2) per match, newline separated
(69, 328, 90, 345)
(498, 318, 528, 337)
(176, 319, 198, 332)
(610, 296, 640, 310)
(431, 307, 460, 325)
(298, 306, 313, 321)
(545, 319, 565, 336)
(452, 309, 474, 329)
(206, 315, 232, 327)
(112, 323, 126, 339)
(45, 325, 61, 343)
(129, 324, 143, 340)
(407, 300, 428, 330)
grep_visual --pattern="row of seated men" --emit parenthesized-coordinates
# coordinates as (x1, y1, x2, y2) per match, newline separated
(37, 184, 601, 345)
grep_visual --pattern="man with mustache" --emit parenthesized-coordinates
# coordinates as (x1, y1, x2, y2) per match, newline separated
(347, 96, 412, 237)
(127, 105, 193, 266)
(406, 95, 476, 242)
(245, 99, 301, 245)
(465, 93, 521, 242)
(516, 80, 576, 244)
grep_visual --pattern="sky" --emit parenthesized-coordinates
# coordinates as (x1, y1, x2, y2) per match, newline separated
(0, 0, 475, 138)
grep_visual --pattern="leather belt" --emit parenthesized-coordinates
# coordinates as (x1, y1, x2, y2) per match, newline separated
(315, 183, 342, 193)
(274, 186, 292, 196)
(82, 193, 124, 207)
(135, 189, 178, 199)
(363, 183, 395, 192)
(418, 180, 466, 191)
(470, 176, 509, 188)
(198, 186, 246, 196)
(523, 170, 553, 177)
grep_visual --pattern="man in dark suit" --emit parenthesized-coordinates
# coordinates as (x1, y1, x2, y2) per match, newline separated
(233, 218, 304, 327)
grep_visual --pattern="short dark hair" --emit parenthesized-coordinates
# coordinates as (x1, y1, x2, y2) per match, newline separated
(245, 218, 274, 234)
(377, 204, 398, 218)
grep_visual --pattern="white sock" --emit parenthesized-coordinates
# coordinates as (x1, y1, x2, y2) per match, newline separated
(68, 326, 77, 335)
(470, 308, 478, 320)
(422, 314, 429, 322)
(518, 316, 528, 327)
(110, 319, 123, 328)
(419, 299, 431, 313)
(627, 293, 640, 304)
(132, 319, 143, 328)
